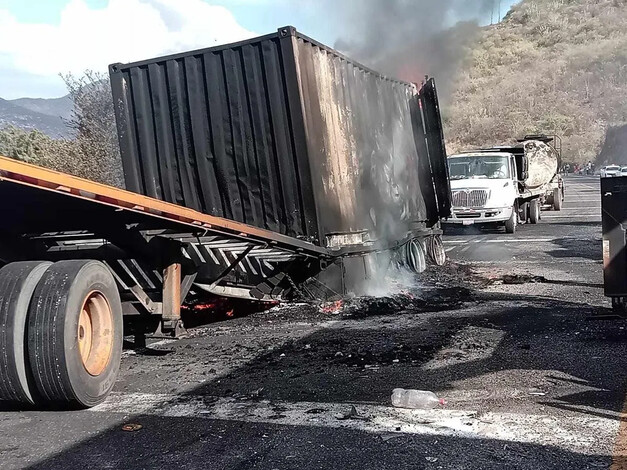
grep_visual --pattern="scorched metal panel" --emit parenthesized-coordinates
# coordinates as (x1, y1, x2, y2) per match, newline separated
(292, 31, 448, 242)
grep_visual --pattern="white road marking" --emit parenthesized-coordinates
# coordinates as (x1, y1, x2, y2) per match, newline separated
(91, 392, 617, 454)
(443, 238, 597, 245)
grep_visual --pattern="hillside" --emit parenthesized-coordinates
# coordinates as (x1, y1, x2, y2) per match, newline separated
(0, 96, 72, 138)
(11, 96, 73, 122)
(445, 0, 627, 165)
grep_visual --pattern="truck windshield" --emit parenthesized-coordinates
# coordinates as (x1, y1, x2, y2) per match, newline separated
(448, 156, 510, 180)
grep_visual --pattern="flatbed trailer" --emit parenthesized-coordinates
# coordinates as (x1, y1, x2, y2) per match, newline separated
(0, 155, 341, 408)
(0, 155, 445, 408)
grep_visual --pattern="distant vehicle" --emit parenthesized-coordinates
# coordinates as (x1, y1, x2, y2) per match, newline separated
(444, 135, 563, 234)
(601, 165, 621, 177)
(620, 166, 627, 176)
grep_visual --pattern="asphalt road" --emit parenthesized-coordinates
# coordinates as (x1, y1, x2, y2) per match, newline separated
(2, 175, 625, 470)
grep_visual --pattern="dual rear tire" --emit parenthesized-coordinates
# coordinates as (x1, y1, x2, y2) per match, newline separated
(529, 199, 541, 224)
(0, 260, 122, 408)
(505, 207, 517, 233)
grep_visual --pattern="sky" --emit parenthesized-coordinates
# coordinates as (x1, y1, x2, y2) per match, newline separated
(0, 0, 518, 99)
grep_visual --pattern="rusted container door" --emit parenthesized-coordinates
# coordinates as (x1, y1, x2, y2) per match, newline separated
(293, 33, 446, 241)
(419, 79, 451, 219)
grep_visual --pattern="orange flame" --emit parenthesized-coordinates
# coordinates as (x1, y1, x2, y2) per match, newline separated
(321, 300, 343, 314)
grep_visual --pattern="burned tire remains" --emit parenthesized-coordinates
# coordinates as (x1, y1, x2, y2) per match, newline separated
(405, 239, 427, 274)
(428, 235, 446, 266)
(27, 260, 122, 408)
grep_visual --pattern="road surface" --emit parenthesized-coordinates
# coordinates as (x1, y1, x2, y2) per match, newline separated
(2, 175, 625, 470)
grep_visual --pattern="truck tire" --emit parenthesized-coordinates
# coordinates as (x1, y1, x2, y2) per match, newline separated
(27, 260, 122, 408)
(0, 261, 52, 404)
(505, 208, 517, 234)
(530, 199, 540, 224)
(553, 188, 563, 211)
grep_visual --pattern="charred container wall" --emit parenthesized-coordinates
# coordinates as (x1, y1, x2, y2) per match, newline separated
(110, 26, 450, 247)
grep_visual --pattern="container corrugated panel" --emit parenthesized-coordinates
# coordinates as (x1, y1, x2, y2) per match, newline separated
(110, 26, 450, 247)
(110, 31, 317, 241)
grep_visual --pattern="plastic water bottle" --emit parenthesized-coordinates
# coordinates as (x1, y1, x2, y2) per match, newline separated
(391, 389, 446, 409)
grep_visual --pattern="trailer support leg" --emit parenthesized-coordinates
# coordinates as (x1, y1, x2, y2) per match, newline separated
(163, 263, 181, 321)
(160, 263, 185, 338)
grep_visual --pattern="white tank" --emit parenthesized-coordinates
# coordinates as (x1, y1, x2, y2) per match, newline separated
(523, 140, 559, 189)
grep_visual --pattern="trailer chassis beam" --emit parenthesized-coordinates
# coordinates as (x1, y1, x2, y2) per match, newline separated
(208, 245, 256, 289)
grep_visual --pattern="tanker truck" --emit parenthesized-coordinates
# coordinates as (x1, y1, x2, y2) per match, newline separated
(444, 135, 564, 234)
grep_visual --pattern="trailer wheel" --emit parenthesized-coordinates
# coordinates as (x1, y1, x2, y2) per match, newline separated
(0, 261, 52, 404)
(427, 236, 446, 266)
(505, 207, 517, 234)
(553, 188, 563, 211)
(27, 260, 122, 408)
(405, 239, 427, 273)
(530, 199, 540, 224)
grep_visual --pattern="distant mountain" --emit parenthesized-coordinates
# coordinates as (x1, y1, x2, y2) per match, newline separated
(10, 96, 73, 122)
(0, 95, 73, 138)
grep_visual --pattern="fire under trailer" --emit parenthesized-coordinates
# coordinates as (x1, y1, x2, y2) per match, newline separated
(0, 27, 451, 408)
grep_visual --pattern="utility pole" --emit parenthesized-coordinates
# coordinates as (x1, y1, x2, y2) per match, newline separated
(498, 0, 502, 22)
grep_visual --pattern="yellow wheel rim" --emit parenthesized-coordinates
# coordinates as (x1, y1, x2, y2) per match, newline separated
(78, 291, 113, 376)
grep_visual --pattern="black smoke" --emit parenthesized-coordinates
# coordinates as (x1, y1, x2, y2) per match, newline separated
(333, 0, 499, 98)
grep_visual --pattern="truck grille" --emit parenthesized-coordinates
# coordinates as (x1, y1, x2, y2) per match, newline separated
(451, 190, 488, 208)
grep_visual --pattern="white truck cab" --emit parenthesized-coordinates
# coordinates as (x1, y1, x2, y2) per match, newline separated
(444, 136, 562, 234)
(446, 152, 519, 232)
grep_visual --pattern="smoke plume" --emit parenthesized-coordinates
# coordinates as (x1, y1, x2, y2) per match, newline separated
(334, 0, 497, 98)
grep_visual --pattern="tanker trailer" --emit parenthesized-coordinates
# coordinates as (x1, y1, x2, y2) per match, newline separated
(444, 135, 562, 233)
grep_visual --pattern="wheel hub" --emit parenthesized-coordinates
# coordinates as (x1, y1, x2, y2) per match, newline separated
(78, 291, 113, 376)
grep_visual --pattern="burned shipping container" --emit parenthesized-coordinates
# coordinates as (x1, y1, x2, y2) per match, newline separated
(110, 26, 451, 252)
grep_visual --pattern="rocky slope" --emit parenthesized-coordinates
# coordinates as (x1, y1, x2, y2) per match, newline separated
(445, 0, 627, 164)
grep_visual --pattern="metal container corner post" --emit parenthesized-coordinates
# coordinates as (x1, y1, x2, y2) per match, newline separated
(419, 77, 452, 220)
